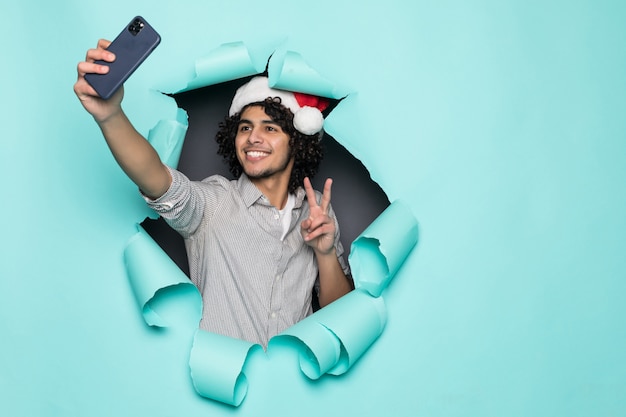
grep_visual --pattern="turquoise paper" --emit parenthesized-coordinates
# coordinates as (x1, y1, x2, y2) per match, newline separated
(179, 42, 262, 92)
(268, 50, 347, 98)
(147, 107, 189, 168)
(2, 1, 626, 416)
(124, 224, 201, 327)
(349, 200, 419, 297)
(189, 330, 260, 406)
(271, 289, 387, 379)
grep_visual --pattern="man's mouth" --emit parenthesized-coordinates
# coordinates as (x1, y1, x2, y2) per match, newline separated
(246, 150, 270, 158)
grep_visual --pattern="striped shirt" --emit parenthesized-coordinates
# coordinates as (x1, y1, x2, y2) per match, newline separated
(144, 167, 349, 346)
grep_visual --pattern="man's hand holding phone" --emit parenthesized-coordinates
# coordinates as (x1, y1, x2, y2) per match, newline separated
(74, 16, 160, 123)
(74, 39, 124, 124)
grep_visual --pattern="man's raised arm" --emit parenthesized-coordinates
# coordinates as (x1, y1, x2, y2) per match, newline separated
(74, 39, 171, 199)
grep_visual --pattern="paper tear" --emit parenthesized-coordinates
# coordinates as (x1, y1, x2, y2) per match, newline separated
(269, 321, 342, 380)
(123, 224, 201, 327)
(177, 42, 265, 93)
(268, 49, 347, 99)
(271, 290, 387, 379)
(349, 200, 419, 297)
(147, 107, 188, 169)
(189, 330, 261, 406)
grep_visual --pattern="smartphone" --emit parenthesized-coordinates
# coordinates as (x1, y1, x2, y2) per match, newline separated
(85, 16, 161, 100)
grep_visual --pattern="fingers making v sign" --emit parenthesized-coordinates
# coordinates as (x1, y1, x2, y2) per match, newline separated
(301, 177, 337, 255)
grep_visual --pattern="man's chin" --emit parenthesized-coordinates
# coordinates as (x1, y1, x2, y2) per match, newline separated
(244, 167, 269, 179)
(241, 159, 293, 182)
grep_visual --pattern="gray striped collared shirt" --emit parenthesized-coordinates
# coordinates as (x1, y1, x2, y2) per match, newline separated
(145, 167, 349, 347)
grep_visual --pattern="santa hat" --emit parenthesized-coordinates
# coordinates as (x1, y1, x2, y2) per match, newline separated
(229, 76, 329, 135)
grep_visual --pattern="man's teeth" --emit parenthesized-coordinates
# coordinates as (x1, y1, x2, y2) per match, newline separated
(247, 151, 268, 157)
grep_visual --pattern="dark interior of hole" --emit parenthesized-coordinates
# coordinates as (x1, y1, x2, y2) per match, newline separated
(141, 77, 390, 309)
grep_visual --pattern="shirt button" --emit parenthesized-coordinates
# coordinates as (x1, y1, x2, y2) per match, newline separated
(274, 214, 279, 220)
(275, 275, 281, 282)
(271, 312, 276, 318)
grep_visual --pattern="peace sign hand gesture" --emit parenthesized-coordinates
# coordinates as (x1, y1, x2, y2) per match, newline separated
(301, 177, 337, 255)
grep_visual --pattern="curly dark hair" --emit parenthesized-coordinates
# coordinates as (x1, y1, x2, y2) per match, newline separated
(215, 97, 324, 193)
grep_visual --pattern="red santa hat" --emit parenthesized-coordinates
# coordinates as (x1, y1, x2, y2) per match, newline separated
(229, 76, 329, 135)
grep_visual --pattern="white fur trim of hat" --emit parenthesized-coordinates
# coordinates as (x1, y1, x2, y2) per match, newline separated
(228, 76, 329, 135)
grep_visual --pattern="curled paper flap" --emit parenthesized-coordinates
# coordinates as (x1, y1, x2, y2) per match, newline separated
(147, 108, 188, 168)
(268, 49, 346, 99)
(189, 330, 260, 406)
(271, 320, 342, 380)
(323, 93, 365, 160)
(349, 200, 419, 297)
(271, 289, 387, 379)
(179, 42, 261, 93)
(123, 224, 201, 327)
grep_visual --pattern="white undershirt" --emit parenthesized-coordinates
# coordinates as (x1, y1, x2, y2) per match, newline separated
(278, 193, 296, 241)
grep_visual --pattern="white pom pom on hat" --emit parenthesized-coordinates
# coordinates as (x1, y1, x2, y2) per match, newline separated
(228, 76, 329, 135)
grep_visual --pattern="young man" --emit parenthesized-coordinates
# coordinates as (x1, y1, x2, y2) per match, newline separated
(74, 39, 352, 346)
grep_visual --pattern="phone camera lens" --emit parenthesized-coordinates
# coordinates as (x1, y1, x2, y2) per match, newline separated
(128, 19, 144, 35)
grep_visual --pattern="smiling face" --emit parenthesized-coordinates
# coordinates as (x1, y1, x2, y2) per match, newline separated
(235, 105, 295, 185)
(216, 98, 325, 195)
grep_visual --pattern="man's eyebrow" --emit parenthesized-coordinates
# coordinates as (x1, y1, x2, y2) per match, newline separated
(238, 118, 279, 125)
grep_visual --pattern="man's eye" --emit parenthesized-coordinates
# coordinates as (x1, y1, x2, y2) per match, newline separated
(239, 125, 250, 132)
(266, 126, 277, 132)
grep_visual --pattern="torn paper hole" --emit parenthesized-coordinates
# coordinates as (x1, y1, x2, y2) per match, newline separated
(125, 41, 416, 406)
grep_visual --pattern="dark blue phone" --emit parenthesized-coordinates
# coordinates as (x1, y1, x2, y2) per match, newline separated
(85, 16, 161, 100)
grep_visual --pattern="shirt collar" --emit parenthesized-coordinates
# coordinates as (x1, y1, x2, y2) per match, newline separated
(238, 174, 264, 208)
(293, 186, 306, 209)
(238, 174, 307, 209)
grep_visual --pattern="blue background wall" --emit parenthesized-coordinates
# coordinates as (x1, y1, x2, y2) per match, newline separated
(1, 1, 625, 416)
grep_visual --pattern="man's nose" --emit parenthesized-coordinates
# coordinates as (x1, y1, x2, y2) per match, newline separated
(247, 127, 263, 144)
